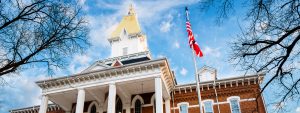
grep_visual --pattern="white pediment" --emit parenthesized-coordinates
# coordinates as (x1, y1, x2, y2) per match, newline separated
(81, 62, 111, 73)
(198, 66, 217, 82)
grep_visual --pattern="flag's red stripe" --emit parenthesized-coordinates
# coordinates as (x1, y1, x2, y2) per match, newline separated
(185, 21, 203, 57)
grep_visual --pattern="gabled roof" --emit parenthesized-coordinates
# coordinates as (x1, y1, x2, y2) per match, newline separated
(81, 62, 111, 73)
(111, 60, 123, 67)
(81, 51, 151, 73)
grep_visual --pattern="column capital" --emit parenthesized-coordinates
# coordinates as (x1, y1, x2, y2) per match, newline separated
(77, 88, 85, 90)
(109, 82, 116, 85)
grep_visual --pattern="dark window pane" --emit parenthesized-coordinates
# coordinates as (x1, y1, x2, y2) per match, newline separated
(90, 105, 96, 113)
(116, 98, 123, 113)
(135, 99, 142, 113)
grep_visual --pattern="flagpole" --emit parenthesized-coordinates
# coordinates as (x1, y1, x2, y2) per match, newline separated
(185, 7, 203, 113)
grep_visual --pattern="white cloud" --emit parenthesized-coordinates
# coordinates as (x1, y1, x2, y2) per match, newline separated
(173, 40, 180, 49)
(180, 67, 188, 76)
(78, 0, 86, 5)
(78, 0, 89, 11)
(93, 0, 199, 25)
(68, 54, 93, 74)
(134, 1, 199, 23)
(160, 14, 173, 32)
(296, 107, 300, 113)
(156, 54, 165, 58)
(74, 54, 92, 66)
(160, 21, 172, 32)
(86, 15, 117, 47)
(202, 46, 221, 57)
(0, 68, 49, 113)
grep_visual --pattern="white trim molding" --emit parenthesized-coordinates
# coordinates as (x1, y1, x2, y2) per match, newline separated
(150, 93, 155, 106)
(131, 95, 145, 108)
(87, 101, 99, 113)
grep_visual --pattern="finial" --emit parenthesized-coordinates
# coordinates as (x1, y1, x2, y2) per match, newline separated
(128, 4, 135, 15)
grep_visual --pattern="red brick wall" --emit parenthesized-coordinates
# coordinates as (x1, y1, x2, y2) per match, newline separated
(172, 83, 266, 113)
(142, 106, 154, 113)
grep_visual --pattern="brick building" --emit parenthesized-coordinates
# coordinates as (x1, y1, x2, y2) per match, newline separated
(10, 5, 267, 113)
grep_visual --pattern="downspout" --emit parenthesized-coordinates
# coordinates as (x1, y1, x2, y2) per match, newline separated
(172, 91, 176, 113)
(213, 70, 221, 113)
(214, 79, 221, 113)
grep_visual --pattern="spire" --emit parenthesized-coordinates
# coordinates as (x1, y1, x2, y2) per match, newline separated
(128, 4, 135, 15)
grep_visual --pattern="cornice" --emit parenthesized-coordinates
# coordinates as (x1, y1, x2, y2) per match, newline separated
(36, 58, 163, 89)
(108, 32, 143, 41)
(10, 104, 60, 113)
(174, 74, 264, 94)
(36, 58, 175, 94)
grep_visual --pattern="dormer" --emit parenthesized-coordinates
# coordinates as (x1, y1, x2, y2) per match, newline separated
(198, 66, 217, 82)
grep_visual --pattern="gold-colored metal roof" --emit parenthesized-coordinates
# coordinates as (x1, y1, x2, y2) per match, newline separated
(110, 5, 141, 39)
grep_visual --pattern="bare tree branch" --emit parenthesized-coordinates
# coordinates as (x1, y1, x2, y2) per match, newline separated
(199, 0, 300, 112)
(0, 0, 89, 79)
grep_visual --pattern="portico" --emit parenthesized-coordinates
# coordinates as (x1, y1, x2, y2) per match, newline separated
(36, 58, 175, 113)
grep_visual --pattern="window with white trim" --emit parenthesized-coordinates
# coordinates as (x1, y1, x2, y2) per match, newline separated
(179, 103, 188, 113)
(203, 101, 214, 113)
(229, 97, 241, 113)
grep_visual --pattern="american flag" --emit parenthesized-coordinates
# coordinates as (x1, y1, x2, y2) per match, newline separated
(185, 17, 203, 57)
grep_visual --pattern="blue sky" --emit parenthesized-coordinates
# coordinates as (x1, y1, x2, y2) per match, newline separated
(0, 0, 299, 113)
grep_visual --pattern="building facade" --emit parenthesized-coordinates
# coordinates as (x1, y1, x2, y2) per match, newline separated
(10, 6, 266, 113)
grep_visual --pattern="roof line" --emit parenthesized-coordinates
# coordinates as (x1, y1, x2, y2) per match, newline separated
(35, 58, 167, 84)
(176, 73, 265, 87)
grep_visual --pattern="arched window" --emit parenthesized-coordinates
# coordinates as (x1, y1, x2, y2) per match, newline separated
(134, 99, 142, 113)
(116, 97, 123, 113)
(90, 105, 97, 113)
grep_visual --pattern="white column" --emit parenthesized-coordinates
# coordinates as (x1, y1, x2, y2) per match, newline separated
(126, 107, 130, 113)
(38, 95, 48, 113)
(75, 88, 85, 113)
(107, 83, 116, 113)
(165, 99, 171, 113)
(155, 77, 163, 113)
